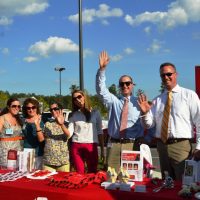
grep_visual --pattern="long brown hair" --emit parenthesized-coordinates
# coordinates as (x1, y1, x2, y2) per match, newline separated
(71, 90, 92, 122)
(0, 97, 22, 126)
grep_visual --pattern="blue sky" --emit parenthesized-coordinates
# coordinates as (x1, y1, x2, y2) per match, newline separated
(0, 0, 200, 100)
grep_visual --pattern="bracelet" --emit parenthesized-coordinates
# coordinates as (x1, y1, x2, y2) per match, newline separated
(36, 129, 42, 132)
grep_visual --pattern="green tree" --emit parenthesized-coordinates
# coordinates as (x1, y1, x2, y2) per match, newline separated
(159, 83, 165, 93)
(69, 84, 79, 94)
(0, 91, 10, 108)
(136, 89, 145, 97)
(108, 84, 119, 96)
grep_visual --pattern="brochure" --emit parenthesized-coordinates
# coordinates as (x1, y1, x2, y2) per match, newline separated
(121, 150, 143, 181)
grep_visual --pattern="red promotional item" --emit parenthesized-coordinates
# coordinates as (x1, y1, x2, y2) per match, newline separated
(7, 150, 17, 171)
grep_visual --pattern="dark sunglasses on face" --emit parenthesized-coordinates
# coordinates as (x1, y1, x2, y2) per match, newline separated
(26, 106, 36, 110)
(119, 81, 133, 87)
(11, 105, 21, 109)
(160, 72, 175, 78)
(73, 95, 82, 101)
(50, 107, 60, 112)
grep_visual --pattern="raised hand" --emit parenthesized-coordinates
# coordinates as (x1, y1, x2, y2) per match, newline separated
(137, 93, 151, 114)
(99, 51, 110, 70)
(34, 115, 41, 127)
(56, 110, 65, 125)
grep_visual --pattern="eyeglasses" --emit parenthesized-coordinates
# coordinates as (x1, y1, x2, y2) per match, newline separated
(119, 81, 133, 87)
(26, 106, 36, 110)
(50, 107, 60, 112)
(160, 72, 175, 78)
(11, 105, 21, 109)
(73, 95, 82, 101)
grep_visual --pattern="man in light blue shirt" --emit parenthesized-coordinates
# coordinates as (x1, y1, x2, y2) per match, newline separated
(96, 51, 145, 171)
(138, 62, 200, 180)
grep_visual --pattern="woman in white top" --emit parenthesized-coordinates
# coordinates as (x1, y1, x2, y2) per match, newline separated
(69, 90, 104, 174)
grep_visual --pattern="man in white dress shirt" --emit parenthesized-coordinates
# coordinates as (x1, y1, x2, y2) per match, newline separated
(138, 62, 200, 180)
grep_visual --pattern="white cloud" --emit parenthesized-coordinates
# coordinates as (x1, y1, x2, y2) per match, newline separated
(110, 54, 123, 62)
(144, 26, 151, 34)
(1, 48, 9, 55)
(146, 39, 163, 53)
(0, 16, 13, 26)
(29, 36, 79, 57)
(68, 3, 123, 24)
(0, 0, 49, 26)
(101, 20, 109, 25)
(23, 56, 38, 63)
(124, 48, 135, 55)
(83, 48, 93, 58)
(125, 0, 200, 31)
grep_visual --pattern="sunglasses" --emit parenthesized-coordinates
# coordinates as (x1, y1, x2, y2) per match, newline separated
(73, 95, 82, 101)
(26, 106, 36, 110)
(160, 72, 175, 78)
(119, 81, 133, 87)
(11, 105, 21, 109)
(50, 107, 60, 112)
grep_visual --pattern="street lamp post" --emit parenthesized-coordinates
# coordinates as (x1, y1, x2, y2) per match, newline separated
(78, 0, 84, 90)
(54, 67, 66, 96)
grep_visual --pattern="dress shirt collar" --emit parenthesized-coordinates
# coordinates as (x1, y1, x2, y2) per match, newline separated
(164, 84, 180, 94)
(120, 95, 131, 101)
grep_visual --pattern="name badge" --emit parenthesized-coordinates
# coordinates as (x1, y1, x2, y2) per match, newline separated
(5, 128, 14, 135)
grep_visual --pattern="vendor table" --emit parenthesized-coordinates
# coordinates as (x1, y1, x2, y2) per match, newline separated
(0, 171, 194, 200)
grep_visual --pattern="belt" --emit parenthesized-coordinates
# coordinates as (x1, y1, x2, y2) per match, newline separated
(110, 137, 135, 144)
(0, 136, 24, 142)
(157, 138, 190, 144)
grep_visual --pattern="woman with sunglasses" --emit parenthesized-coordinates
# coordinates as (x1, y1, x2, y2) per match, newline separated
(69, 90, 104, 174)
(22, 97, 44, 170)
(0, 97, 23, 168)
(36, 102, 72, 172)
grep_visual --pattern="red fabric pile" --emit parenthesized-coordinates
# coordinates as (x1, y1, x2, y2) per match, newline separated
(47, 171, 107, 189)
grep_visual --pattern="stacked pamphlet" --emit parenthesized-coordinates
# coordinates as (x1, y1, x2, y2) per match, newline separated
(18, 148, 35, 173)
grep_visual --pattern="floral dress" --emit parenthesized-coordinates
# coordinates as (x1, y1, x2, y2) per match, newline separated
(0, 117, 23, 167)
(43, 121, 70, 166)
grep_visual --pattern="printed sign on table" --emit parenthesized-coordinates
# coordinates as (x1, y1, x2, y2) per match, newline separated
(121, 150, 143, 181)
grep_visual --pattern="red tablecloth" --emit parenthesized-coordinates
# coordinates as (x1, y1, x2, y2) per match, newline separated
(0, 171, 194, 200)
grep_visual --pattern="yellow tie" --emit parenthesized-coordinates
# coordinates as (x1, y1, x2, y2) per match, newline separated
(120, 97, 129, 138)
(161, 91, 172, 143)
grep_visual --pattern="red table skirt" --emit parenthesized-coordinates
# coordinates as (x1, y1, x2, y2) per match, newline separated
(0, 171, 192, 200)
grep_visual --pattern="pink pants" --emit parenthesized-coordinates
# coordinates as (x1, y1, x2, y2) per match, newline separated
(71, 142, 98, 174)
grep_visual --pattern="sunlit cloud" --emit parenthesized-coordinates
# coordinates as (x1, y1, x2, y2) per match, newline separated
(68, 3, 123, 25)
(144, 26, 151, 34)
(146, 39, 163, 53)
(110, 54, 123, 62)
(29, 36, 79, 57)
(0, 0, 49, 26)
(1, 48, 9, 55)
(83, 48, 93, 58)
(124, 48, 135, 55)
(23, 56, 39, 63)
(125, 0, 200, 31)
